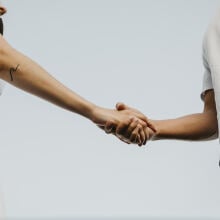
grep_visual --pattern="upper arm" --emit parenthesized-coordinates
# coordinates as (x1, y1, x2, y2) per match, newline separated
(203, 89, 216, 113)
(203, 89, 218, 134)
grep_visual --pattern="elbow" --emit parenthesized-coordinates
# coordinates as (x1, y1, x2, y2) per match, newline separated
(202, 116, 219, 141)
(206, 122, 218, 140)
(201, 130, 218, 141)
(208, 118, 218, 137)
(208, 126, 219, 140)
(195, 129, 218, 141)
(209, 112, 218, 139)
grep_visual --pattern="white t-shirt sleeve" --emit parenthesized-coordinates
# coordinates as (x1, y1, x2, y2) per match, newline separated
(201, 43, 213, 101)
(201, 67, 213, 100)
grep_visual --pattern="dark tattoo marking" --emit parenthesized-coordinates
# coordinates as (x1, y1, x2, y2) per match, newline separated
(9, 64, 20, 82)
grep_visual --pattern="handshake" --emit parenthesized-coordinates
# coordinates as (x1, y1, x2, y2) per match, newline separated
(92, 102, 157, 146)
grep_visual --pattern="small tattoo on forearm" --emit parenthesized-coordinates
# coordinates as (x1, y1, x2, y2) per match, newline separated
(9, 64, 20, 81)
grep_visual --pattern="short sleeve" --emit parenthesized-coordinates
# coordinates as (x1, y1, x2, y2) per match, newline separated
(201, 68, 213, 101)
(201, 45, 213, 101)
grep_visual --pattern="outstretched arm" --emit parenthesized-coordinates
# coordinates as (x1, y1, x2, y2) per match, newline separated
(151, 90, 218, 140)
(0, 35, 155, 145)
(115, 90, 218, 142)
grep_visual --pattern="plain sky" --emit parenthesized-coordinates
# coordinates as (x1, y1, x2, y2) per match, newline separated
(0, 0, 220, 219)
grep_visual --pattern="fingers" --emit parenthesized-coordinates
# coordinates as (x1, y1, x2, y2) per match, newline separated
(126, 119, 154, 146)
(115, 118, 133, 139)
(116, 102, 148, 123)
(105, 117, 144, 146)
(139, 127, 146, 146)
(128, 118, 147, 146)
(95, 105, 154, 146)
(117, 120, 142, 146)
(130, 125, 142, 145)
(102, 104, 155, 146)
(115, 118, 147, 146)
(143, 126, 149, 145)
(124, 118, 139, 137)
(116, 102, 157, 133)
(127, 120, 146, 146)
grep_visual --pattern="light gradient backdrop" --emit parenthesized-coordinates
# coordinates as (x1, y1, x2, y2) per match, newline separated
(0, 0, 220, 219)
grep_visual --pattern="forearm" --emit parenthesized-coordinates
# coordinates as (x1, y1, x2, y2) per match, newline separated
(150, 112, 218, 141)
(0, 37, 96, 120)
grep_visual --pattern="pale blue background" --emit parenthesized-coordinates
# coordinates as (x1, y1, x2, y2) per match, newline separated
(0, 0, 220, 219)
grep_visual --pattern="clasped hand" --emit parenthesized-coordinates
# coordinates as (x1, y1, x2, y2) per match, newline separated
(93, 103, 157, 146)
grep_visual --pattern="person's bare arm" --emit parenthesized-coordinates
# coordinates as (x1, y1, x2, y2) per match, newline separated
(115, 89, 218, 142)
(0, 35, 154, 145)
(151, 90, 218, 140)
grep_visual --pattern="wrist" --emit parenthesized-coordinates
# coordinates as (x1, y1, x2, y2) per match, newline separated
(148, 119, 161, 141)
(89, 105, 105, 124)
(90, 106, 117, 126)
(85, 103, 100, 122)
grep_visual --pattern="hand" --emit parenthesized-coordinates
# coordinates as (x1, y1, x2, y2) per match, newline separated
(102, 103, 157, 146)
(91, 106, 151, 146)
(116, 102, 157, 142)
(105, 117, 155, 146)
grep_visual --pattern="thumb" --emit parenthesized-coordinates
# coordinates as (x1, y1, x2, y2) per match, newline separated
(116, 102, 129, 111)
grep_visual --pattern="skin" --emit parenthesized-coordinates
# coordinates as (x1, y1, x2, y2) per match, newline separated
(2, 4, 215, 144)
(114, 89, 218, 142)
(0, 6, 6, 15)
(0, 5, 156, 146)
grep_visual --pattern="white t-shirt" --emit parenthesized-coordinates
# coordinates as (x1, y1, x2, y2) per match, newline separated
(201, 8, 220, 132)
(0, 79, 5, 95)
